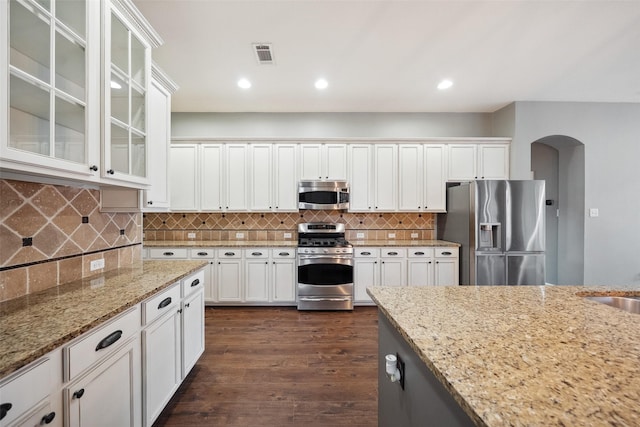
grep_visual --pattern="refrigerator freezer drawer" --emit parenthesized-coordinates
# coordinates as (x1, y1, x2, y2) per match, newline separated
(474, 254, 506, 285)
(507, 254, 545, 285)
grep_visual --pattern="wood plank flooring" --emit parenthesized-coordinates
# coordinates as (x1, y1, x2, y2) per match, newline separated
(153, 306, 379, 426)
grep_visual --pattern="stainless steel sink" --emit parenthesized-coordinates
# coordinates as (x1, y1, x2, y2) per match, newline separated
(585, 296, 640, 314)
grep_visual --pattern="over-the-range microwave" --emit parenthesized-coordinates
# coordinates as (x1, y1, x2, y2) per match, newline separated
(298, 180, 349, 210)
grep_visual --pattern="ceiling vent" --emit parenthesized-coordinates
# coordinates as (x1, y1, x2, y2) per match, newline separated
(253, 43, 274, 65)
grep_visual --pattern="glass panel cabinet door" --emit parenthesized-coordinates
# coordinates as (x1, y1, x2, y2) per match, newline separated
(104, 6, 149, 182)
(4, 0, 93, 174)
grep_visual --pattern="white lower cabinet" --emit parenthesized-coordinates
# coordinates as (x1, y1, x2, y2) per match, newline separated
(181, 272, 205, 378)
(271, 249, 296, 303)
(216, 249, 243, 302)
(245, 250, 270, 301)
(354, 246, 459, 305)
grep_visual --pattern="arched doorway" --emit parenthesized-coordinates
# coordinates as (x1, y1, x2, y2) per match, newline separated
(531, 136, 585, 285)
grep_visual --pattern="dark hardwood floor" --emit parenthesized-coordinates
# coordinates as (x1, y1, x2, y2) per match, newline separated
(153, 306, 379, 426)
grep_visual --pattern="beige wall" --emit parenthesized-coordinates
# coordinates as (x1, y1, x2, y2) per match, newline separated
(0, 179, 143, 302)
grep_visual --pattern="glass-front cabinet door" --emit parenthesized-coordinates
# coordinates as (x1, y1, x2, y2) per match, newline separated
(1, 0, 100, 177)
(103, 3, 153, 185)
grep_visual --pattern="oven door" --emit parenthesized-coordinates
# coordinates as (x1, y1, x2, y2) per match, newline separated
(297, 256, 354, 298)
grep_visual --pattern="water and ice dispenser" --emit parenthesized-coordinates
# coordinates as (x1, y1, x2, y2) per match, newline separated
(478, 223, 501, 250)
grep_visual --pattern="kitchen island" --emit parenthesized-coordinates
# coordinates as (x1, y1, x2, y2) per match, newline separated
(368, 285, 640, 427)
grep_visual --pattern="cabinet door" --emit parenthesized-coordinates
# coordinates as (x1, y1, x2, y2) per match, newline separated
(2, 0, 100, 180)
(407, 259, 433, 286)
(424, 145, 446, 211)
(249, 144, 272, 211)
(65, 337, 141, 427)
(245, 253, 270, 302)
(447, 144, 477, 181)
(354, 258, 378, 303)
(182, 289, 205, 377)
(324, 144, 348, 180)
(217, 260, 242, 302)
(103, 5, 152, 186)
(169, 145, 198, 210)
(434, 259, 458, 286)
(142, 309, 181, 427)
(272, 258, 296, 303)
(299, 144, 322, 180)
(200, 144, 223, 211)
(143, 75, 172, 210)
(225, 144, 248, 211)
(479, 144, 509, 180)
(348, 144, 374, 212)
(398, 145, 423, 211)
(273, 144, 298, 211)
(380, 259, 405, 286)
(374, 145, 398, 211)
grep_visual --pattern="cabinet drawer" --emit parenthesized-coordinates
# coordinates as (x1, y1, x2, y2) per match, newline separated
(407, 247, 434, 258)
(244, 249, 268, 258)
(354, 248, 379, 258)
(182, 269, 205, 297)
(64, 306, 140, 382)
(435, 247, 458, 258)
(271, 248, 295, 259)
(148, 248, 188, 259)
(142, 283, 181, 325)
(381, 248, 406, 258)
(0, 357, 52, 426)
(189, 248, 215, 259)
(216, 249, 241, 259)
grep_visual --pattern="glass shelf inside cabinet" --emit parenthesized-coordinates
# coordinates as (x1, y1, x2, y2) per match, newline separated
(10, 0, 51, 83)
(9, 74, 51, 156)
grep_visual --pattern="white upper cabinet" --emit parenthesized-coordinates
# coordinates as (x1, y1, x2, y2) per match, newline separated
(348, 144, 374, 212)
(374, 144, 397, 211)
(273, 144, 298, 211)
(143, 65, 177, 210)
(398, 144, 423, 211)
(200, 144, 223, 211)
(169, 144, 198, 211)
(299, 143, 347, 181)
(448, 142, 509, 181)
(249, 144, 272, 211)
(1, 0, 100, 179)
(423, 144, 447, 211)
(225, 144, 248, 211)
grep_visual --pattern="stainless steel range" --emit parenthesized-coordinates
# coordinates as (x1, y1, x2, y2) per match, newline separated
(297, 222, 354, 310)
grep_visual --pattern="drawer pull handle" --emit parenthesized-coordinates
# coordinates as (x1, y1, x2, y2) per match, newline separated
(41, 411, 56, 424)
(0, 403, 12, 420)
(361, 251, 371, 256)
(95, 330, 123, 351)
(191, 278, 200, 287)
(158, 297, 172, 309)
(441, 251, 452, 256)
(388, 252, 398, 256)
(163, 252, 174, 256)
(415, 251, 425, 255)
(279, 252, 290, 256)
(252, 252, 263, 256)
(224, 252, 235, 256)
(73, 389, 85, 399)
(197, 252, 208, 256)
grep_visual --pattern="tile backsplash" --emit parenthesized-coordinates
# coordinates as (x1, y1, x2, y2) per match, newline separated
(0, 179, 142, 302)
(143, 211, 436, 242)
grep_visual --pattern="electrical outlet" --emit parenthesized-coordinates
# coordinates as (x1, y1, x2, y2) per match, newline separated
(411, 233, 419, 239)
(283, 232, 292, 239)
(356, 232, 365, 239)
(90, 259, 105, 271)
(187, 232, 196, 239)
(236, 232, 245, 239)
(388, 233, 396, 239)
(589, 208, 599, 217)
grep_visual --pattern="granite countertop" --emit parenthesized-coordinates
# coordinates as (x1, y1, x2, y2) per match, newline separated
(367, 285, 640, 427)
(144, 240, 296, 247)
(0, 260, 207, 378)
(350, 239, 459, 247)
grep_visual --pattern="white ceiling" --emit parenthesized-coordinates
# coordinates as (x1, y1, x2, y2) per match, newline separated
(133, 0, 640, 113)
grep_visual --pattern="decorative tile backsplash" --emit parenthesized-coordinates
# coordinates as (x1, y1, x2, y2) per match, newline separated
(143, 211, 436, 242)
(0, 179, 142, 302)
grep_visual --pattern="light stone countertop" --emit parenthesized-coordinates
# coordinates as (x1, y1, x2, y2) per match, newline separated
(144, 240, 296, 247)
(0, 260, 207, 378)
(350, 239, 459, 247)
(367, 285, 640, 427)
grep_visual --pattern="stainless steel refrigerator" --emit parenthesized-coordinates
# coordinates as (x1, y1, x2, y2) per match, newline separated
(439, 180, 546, 285)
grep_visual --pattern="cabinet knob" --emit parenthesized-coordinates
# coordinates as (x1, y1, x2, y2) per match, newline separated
(73, 389, 85, 399)
(185, 302, 190, 308)
(107, 169, 115, 175)
(89, 165, 98, 172)
(147, 200, 153, 205)
(41, 411, 56, 424)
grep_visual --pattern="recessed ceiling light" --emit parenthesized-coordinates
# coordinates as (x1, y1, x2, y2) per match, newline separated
(237, 78, 252, 89)
(315, 79, 328, 90)
(437, 79, 453, 90)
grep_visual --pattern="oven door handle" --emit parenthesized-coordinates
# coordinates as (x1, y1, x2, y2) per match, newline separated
(298, 297, 352, 302)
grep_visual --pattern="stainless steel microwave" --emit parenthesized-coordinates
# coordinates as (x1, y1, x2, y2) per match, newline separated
(298, 180, 349, 210)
